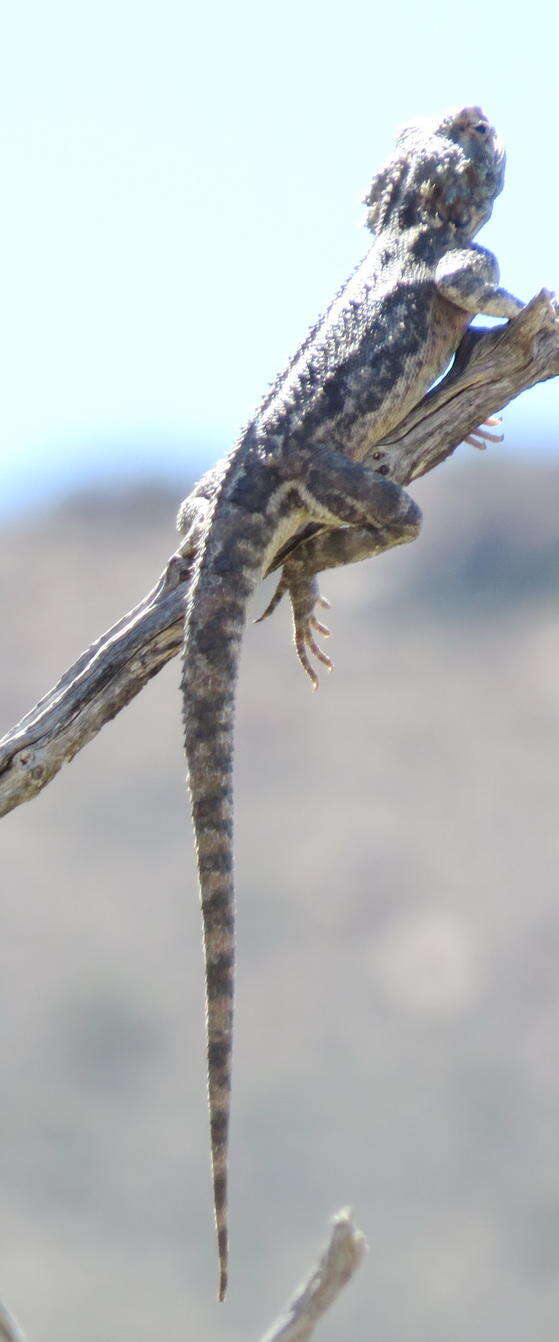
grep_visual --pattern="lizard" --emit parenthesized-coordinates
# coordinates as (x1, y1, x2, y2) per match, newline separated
(176, 105, 524, 1298)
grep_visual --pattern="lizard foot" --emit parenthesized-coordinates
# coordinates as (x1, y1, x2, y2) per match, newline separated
(464, 414, 503, 450)
(255, 569, 332, 689)
(290, 575, 332, 690)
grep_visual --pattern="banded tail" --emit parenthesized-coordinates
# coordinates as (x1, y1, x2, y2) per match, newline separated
(181, 498, 268, 1299)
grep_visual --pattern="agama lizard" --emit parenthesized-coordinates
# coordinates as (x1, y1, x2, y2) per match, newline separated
(177, 106, 523, 1298)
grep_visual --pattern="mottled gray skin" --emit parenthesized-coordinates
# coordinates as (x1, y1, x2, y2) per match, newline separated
(178, 106, 523, 1298)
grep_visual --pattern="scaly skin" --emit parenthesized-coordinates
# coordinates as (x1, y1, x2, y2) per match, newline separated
(178, 105, 523, 1297)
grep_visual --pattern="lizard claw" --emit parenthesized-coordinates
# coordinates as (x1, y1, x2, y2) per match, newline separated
(255, 565, 333, 686)
(256, 581, 331, 627)
(295, 631, 334, 690)
(291, 576, 333, 688)
(465, 414, 503, 451)
(254, 575, 287, 623)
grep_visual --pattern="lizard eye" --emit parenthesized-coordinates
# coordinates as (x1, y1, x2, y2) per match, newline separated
(474, 122, 489, 135)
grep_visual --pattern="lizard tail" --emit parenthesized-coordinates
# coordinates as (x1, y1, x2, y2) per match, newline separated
(181, 502, 267, 1300)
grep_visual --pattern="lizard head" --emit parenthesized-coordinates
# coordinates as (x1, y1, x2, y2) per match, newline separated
(364, 106, 505, 240)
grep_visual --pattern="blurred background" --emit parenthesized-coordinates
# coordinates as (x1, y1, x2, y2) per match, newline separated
(1, 3, 558, 1340)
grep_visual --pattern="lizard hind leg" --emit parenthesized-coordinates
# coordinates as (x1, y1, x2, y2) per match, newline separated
(256, 567, 333, 689)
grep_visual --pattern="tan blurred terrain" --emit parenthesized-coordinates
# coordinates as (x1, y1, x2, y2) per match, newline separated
(1, 450, 558, 1342)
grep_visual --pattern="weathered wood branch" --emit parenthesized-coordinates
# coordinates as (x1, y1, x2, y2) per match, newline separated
(260, 1208, 367, 1342)
(0, 290, 557, 819)
(380, 288, 559, 484)
(0, 548, 193, 817)
(0, 1300, 27, 1342)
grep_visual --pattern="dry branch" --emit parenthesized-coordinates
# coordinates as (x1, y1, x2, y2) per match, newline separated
(260, 1209, 367, 1342)
(0, 1300, 27, 1342)
(0, 289, 557, 819)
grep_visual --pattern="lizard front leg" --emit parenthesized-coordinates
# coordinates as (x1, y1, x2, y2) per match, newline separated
(435, 243, 524, 318)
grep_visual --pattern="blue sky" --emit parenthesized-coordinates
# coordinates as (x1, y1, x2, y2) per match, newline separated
(0, 0, 557, 515)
